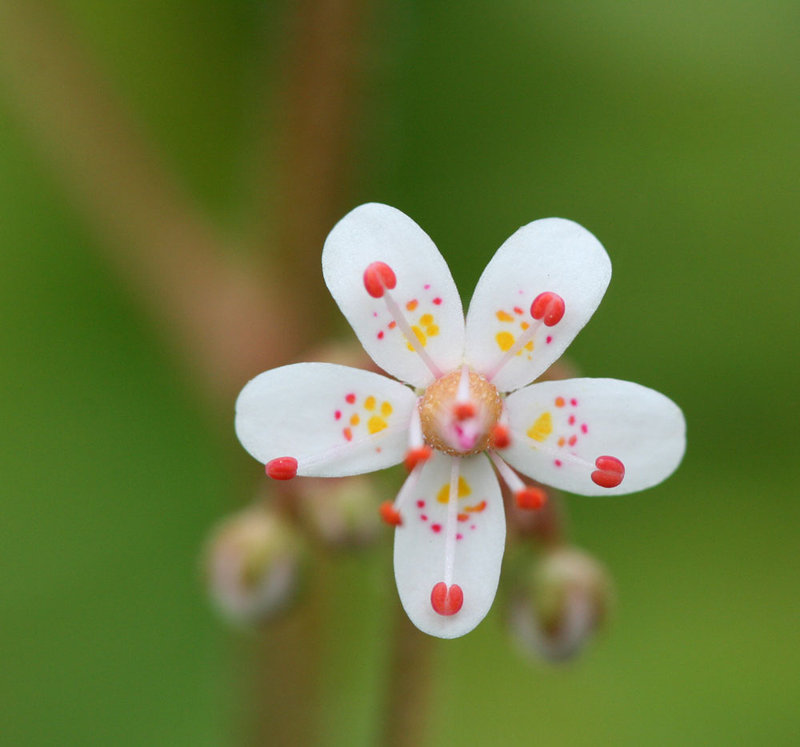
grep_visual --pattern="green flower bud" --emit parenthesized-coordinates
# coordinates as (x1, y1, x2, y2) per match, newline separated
(205, 505, 304, 625)
(508, 546, 611, 662)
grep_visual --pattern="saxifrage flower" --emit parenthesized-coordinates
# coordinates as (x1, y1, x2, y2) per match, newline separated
(235, 203, 685, 638)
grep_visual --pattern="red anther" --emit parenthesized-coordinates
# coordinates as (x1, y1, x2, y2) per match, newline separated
(453, 402, 476, 421)
(515, 486, 547, 510)
(530, 291, 566, 326)
(363, 262, 397, 298)
(490, 424, 511, 449)
(591, 455, 625, 488)
(431, 582, 464, 616)
(379, 501, 403, 526)
(265, 456, 298, 480)
(404, 445, 433, 472)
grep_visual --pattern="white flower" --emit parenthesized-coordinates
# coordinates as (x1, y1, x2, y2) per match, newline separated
(235, 203, 685, 638)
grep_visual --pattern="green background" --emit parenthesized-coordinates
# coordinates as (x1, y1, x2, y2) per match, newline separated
(2, 1, 798, 744)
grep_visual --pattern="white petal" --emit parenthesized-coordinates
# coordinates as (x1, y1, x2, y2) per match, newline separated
(322, 203, 465, 388)
(235, 363, 417, 477)
(393, 452, 506, 638)
(464, 218, 611, 392)
(503, 378, 686, 496)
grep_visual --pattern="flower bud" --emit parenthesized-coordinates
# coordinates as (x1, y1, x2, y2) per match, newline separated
(508, 547, 611, 662)
(205, 505, 304, 625)
(295, 475, 382, 548)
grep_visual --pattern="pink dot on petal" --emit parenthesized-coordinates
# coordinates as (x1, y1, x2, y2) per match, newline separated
(377, 330, 384, 339)
(431, 524, 442, 533)
(420, 514, 428, 521)
(456, 533, 463, 540)
(554, 459, 562, 467)
(470, 525, 476, 530)
(424, 284, 430, 290)
(416, 500, 425, 508)
(581, 424, 588, 434)
(568, 415, 576, 425)
(334, 410, 341, 420)
(546, 335, 553, 344)
(571, 398, 578, 406)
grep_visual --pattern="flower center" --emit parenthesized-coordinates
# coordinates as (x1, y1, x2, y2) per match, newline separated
(419, 368, 503, 456)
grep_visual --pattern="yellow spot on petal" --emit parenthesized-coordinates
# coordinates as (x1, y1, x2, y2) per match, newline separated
(350, 414, 360, 426)
(419, 313, 434, 326)
(495, 331, 515, 352)
(520, 321, 530, 330)
(364, 395, 376, 410)
(527, 412, 552, 442)
(436, 476, 472, 504)
(426, 324, 439, 337)
(380, 401, 393, 417)
(524, 340, 533, 351)
(496, 310, 514, 322)
(406, 326, 427, 350)
(368, 415, 387, 434)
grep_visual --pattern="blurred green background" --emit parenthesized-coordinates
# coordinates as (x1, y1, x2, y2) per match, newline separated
(1, 1, 798, 744)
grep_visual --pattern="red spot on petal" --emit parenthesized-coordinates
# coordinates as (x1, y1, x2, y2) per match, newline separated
(453, 402, 475, 421)
(265, 457, 297, 480)
(554, 459, 563, 467)
(406, 299, 419, 311)
(421, 514, 428, 521)
(457, 513, 468, 522)
(456, 533, 463, 540)
(433, 297, 442, 305)
(513, 306, 524, 315)
(530, 292, 565, 326)
(431, 523, 442, 533)
(568, 415, 576, 425)
(490, 424, 511, 449)
(591, 455, 625, 488)
(568, 435, 577, 446)
(416, 499, 425, 508)
(555, 396, 565, 407)
(345, 393, 356, 404)
(379, 501, 403, 526)
(431, 582, 463, 616)
(546, 335, 553, 344)
(334, 410, 342, 420)
(388, 320, 397, 329)
(343, 427, 353, 441)
(581, 423, 588, 434)
(465, 500, 487, 513)
(570, 398, 578, 406)
(377, 330, 384, 339)
(405, 445, 432, 472)
(363, 262, 397, 298)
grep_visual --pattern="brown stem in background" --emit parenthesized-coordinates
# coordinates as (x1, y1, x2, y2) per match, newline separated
(379, 607, 435, 747)
(0, 0, 300, 404)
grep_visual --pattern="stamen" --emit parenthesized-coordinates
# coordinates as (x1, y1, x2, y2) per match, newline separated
(486, 290, 566, 382)
(431, 581, 463, 616)
(488, 451, 546, 510)
(490, 423, 511, 449)
(379, 501, 403, 526)
(591, 456, 625, 488)
(443, 458, 460, 585)
(405, 446, 432, 472)
(363, 261, 396, 298)
(265, 456, 297, 480)
(530, 291, 565, 326)
(381, 460, 424, 528)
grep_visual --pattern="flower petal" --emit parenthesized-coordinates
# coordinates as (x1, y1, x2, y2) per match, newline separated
(322, 203, 465, 388)
(235, 363, 417, 477)
(393, 452, 505, 638)
(502, 378, 686, 496)
(464, 218, 611, 392)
